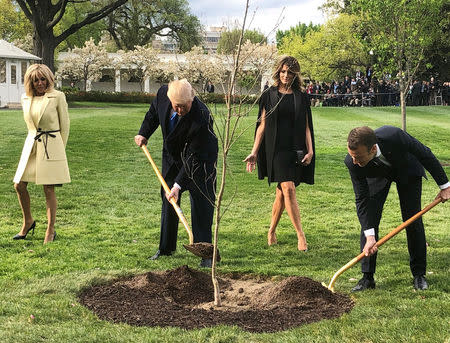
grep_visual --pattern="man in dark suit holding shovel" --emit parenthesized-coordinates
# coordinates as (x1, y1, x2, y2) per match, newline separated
(345, 126, 449, 291)
(135, 79, 218, 267)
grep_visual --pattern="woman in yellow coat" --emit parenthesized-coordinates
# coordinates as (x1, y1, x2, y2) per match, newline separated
(13, 64, 70, 244)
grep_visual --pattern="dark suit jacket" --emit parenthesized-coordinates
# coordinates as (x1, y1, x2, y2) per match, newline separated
(256, 86, 315, 185)
(139, 85, 218, 189)
(345, 125, 448, 230)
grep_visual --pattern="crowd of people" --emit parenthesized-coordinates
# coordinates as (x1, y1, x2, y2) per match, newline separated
(305, 72, 450, 108)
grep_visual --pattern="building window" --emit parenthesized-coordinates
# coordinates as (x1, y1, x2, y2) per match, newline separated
(0, 59, 6, 83)
(11, 65, 16, 84)
(21, 62, 27, 84)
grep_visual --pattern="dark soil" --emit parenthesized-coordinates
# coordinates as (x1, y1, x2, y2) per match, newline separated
(79, 265, 354, 333)
(183, 242, 220, 260)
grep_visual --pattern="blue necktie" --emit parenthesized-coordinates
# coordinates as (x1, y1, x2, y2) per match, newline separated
(169, 112, 178, 133)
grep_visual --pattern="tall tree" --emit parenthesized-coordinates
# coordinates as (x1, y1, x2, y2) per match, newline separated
(106, 0, 202, 51)
(55, 2, 107, 52)
(322, 0, 447, 130)
(347, 0, 445, 131)
(416, 1, 450, 80)
(276, 22, 320, 48)
(0, 0, 32, 41)
(279, 14, 368, 81)
(16, 0, 127, 72)
(217, 28, 266, 54)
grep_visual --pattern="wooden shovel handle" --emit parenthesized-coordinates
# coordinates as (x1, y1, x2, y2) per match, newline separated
(327, 197, 442, 291)
(140, 145, 194, 245)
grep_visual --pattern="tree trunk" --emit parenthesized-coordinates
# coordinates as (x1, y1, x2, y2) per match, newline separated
(400, 91, 406, 132)
(33, 30, 56, 72)
(32, 29, 42, 59)
(41, 38, 56, 72)
(212, 122, 230, 307)
(399, 78, 407, 131)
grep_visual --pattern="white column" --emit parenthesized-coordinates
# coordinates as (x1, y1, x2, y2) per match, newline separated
(86, 80, 92, 92)
(144, 77, 150, 93)
(115, 69, 121, 92)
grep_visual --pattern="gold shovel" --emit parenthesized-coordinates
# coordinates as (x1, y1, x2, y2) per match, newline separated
(327, 198, 442, 292)
(140, 145, 216, 259)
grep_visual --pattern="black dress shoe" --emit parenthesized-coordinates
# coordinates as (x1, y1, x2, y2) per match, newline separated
(351, 277, 376, 292)
(13, 221, 36, 240)
(413, 275, 428, 290)
(149, 250, 172, 260)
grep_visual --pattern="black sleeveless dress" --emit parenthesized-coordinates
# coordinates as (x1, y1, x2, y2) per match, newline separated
(256, 86, 315, 186)
(271, 92, 302, 183)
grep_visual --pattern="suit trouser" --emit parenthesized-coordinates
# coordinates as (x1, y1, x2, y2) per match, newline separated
(158, 163, 216, 253)
(360, 176, 426, 277)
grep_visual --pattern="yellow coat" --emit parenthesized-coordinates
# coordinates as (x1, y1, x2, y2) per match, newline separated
(13, 89, 70, 185)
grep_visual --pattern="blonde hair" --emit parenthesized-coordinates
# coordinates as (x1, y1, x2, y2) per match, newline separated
(167, 79, 194, 104)
(272, 55, 303, 91)
(24, 64, 55, 96)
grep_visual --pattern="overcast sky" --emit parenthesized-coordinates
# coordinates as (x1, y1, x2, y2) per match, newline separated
(189, 0, 327, 42)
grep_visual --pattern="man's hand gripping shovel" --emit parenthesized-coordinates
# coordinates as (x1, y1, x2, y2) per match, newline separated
(140, 145, 217, 260)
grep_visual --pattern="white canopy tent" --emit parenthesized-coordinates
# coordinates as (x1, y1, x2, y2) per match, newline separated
(0, 40, 41, 108)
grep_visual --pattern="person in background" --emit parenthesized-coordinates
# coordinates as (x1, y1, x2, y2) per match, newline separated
(345, 126, 449, 291)
(244, 56, 315, 251)
(206, 81, 215, 93)
(13, 64, 70, 244)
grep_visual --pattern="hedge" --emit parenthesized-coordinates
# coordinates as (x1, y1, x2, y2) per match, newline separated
(62, 88, 260, 105)
(62, 89, 156, 103)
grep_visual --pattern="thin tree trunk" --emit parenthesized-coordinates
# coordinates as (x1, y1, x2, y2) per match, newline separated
(212, 152, 227, 306)
(399, 78, 407, 131)
(400, 91, 406, 131)
(211, 0, 249, 307)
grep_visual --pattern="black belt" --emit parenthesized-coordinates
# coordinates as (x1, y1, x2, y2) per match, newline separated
(34, 129, 60, 159)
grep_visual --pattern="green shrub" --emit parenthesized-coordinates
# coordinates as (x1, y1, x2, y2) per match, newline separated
(198, 92, 260, 104)
(63, 90, 156, 103)
(62, 90, 260, 105)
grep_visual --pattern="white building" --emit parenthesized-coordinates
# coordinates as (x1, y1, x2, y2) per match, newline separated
(0, 40, 41, 108)
(58, 52, 189, 94)
(202, 27, 225, 53)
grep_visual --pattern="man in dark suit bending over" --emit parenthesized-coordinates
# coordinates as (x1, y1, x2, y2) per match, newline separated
(345, 126, 449, 291)
(135, 79, 218, 267)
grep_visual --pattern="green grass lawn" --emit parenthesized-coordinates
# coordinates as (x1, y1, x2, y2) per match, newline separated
(0, 103, 449, 343)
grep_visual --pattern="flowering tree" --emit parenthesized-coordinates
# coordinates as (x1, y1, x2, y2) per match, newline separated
(57, 38, 110, 91)
(234, 40, 277, 93)
(177, 46, 227, 95)
(120, 45, 160, 92)
(152, 61, 177, 86)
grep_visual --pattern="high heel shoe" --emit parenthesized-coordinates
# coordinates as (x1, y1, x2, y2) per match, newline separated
(13, 221, 36, 240)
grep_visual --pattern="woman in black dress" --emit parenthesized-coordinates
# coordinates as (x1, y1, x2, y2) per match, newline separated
(244, 56, 315, 251)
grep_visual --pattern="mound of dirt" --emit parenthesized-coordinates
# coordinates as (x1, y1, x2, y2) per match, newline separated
(79, 266, 353, 333)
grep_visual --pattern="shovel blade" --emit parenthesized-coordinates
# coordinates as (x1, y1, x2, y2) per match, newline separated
(183, 242, 220, 261)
